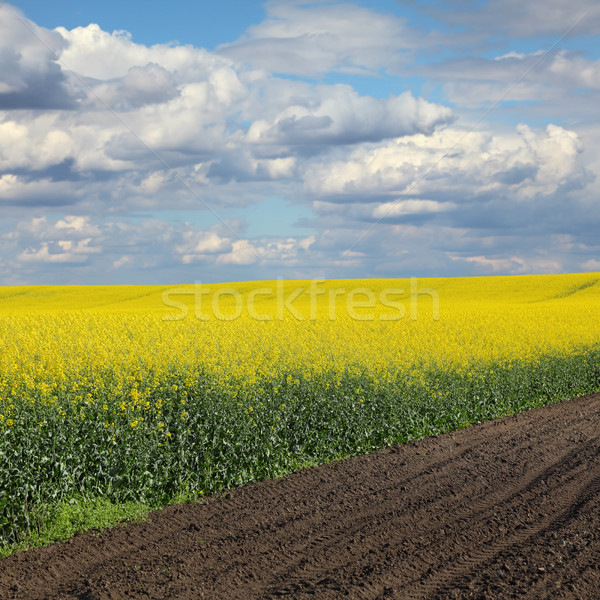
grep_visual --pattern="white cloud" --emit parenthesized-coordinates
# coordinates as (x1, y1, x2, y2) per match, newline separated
(218, 1, 415, 76)
(306, 123, 586, 202)
(581, 259, 600, 271)
(548, 51, 600, 90)
(8, 216, 103, 247)
(176, 230, 232, 263)
(426, 50, 600, 111)
(246, 87, 452, 146)
(0, 119, 76, 171)
(372, 199, 455, 219)
(430, 0, 600, 37)
(57, 24, 224, 81)
(1, 2, 599, 283)
(18, 238, 100, 264)
(216, 240, 260, 266)
(449, 254, 561, 275)
(0, 4, 79, 109)
(55, 216, 102, 236)
(494, 50, 544, 61)
(0, 174, 80, 206)
(90, 62, 180, 111)
(112, 255, 131, 269)
(1, 8, 450, 209)
(2, 214, 324, 282)
(214, 236, 317, 266)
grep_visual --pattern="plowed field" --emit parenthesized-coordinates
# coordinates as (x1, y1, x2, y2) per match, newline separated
(1, 393, 599, 599)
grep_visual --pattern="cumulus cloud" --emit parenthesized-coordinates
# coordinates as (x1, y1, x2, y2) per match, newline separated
(7, 215, 102, 264)
(0, 4, 81, 109)
(299, 120, 600, 275)
(246, 87, 452, 147)
(0, 173, 81, 207)
(18, 239, 100, 264)
(12, 215, 102, 239)
(56, 24, 230, 81)
(310, 198, 455, 226)
(423, 50, 600, 111)
(449, 254, 561, 275)
(0, 9, 451, 185)
(90, 63, 180, 111)
(372, 199, 455, 220)
(306, 123, 588, 205)
(581, 259, 600, 271)
(206, 150, 297, 183)
(1, 1, 599, 283)
(215, 236, 318, 267)
(0, 214, 324, 283)
(547, 51, 600, 90)
(176, 229, 233, 263)
(218, 1, 416, 76)
(216, 240, 261, 266)
(0, 7, 452, 211)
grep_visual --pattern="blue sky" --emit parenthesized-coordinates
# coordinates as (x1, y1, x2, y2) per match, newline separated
(13, 0, 268, 50)
(1, 0, 599, 284)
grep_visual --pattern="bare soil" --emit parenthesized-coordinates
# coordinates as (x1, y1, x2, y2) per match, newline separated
(1, 393, 600, 599)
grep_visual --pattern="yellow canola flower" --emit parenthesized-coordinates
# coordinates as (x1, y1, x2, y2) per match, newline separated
(0, 273, 598, 433)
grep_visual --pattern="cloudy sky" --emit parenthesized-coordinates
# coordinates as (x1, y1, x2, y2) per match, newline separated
(1, 0, 599, 284)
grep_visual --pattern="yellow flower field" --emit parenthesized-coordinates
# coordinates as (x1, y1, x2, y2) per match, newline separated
(1, 273, 599, 547)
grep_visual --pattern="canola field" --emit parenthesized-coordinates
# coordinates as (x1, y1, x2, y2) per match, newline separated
(1, 274, 600, 548)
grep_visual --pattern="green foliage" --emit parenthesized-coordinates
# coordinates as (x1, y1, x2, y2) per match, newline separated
(0, 496, 149, 558)
(1, 346, 599, 553)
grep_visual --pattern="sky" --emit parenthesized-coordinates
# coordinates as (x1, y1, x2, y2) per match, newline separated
(1, 0, 599, 285)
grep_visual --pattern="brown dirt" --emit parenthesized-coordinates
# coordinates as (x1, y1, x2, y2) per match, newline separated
(1, 393, 600, 600)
